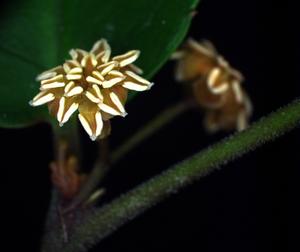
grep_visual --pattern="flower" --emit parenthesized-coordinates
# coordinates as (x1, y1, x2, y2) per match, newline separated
(30, 39, 153, 140)
(173, 38, 252, 132)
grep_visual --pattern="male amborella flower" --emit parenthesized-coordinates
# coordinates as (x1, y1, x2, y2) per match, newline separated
(30, 39, 153, 140)
(173, 38, 252, 132)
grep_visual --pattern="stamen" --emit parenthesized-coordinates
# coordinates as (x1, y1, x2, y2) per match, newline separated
(68, 67, 83, 74)
(57, 97, 66, 124)
(64, 81, 75, 93)
(95, 112, 103, 139)
(108, 70, 124, 77)
(86, 91, 101, 103)
(90, 39, 111, 63)
(63, 63, 71, 73)
(36, 71, 57, 81)
(102, 48, 111, 63)
(102, 40, 111, 61)
(69, 49, 78, 59)
(109, 92, 126, 115)
(209, 82, 229, 94)
(98, 103, 121, 116)
(187, 38, 214, 57)
(90, 56, 98, 67)
(232, 81, 243, 103)
(30, 92, 55, 106)
(66, 74, 82, 80)
(78, 114, 93, 137)
(102, 77, 124, 88)
(97, 62, 116, 76)
(92, 71, 105, 81)
(61, 103, 79, 124)
(217, 56, 229, 68)
(41, 74, 64, 85)
(125, 71, 151, 85)
(67, 60, 81, 67)
(86, 76, 103, 85)
(81, 55, 97, 68)
(71, 49, 88, 61)
(90, 40, 104, 53)
(207, 67, 221, 89)
(122, 82, 149, 91)
(36, 66, 62, 81)
(92, 84, 103, 100)
(66, 86, 84, 97)
(95, 51, 105, 61)
(113, 50, 140, 67)
(41, 82, 65, 90)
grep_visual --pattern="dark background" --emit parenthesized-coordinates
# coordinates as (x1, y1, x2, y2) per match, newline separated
(1, 0, 299, 251)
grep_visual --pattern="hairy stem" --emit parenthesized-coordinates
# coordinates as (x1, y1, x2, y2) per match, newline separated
(111, 100, 192, 164)
(46, 98, 300, 252)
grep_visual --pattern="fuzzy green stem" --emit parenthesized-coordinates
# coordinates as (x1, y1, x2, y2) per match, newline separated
(46, 98, 300, 252)
(111, 100, 192, 164)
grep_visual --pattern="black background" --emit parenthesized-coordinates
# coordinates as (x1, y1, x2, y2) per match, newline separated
(1, 0, 299, 251)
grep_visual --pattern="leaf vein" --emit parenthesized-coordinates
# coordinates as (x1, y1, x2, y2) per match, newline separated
(0, 45, 45, 70)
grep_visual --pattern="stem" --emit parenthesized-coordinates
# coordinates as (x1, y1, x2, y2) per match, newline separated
(49, 98, 300, 252)
(57, 100, 300, 252)
(111, 100, 192, 164)
(41, 119, 80, 250)
(51, 100, 300, 252)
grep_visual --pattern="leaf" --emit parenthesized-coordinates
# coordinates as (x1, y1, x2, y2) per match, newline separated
(0, 0, 199, 128)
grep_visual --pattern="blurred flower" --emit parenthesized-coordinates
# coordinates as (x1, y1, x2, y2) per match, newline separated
(30, 39, 153, 140)
(173, 38, 252, 132)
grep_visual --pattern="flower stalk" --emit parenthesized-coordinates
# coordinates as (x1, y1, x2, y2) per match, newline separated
(111, 100, 194, 164)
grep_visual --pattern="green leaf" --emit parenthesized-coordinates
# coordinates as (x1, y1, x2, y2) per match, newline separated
(0, 0, 199, 128)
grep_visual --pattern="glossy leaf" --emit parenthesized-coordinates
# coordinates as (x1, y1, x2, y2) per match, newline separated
(0, 0, 199, 128)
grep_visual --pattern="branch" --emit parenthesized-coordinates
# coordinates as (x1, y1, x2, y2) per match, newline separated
(111, 100, 192, 164)
(47, 98, 300, 252)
